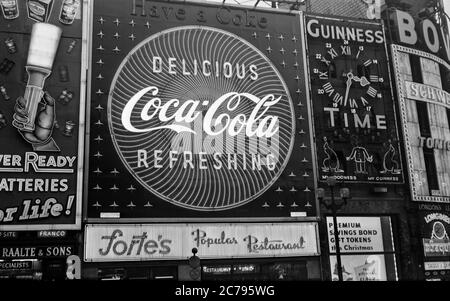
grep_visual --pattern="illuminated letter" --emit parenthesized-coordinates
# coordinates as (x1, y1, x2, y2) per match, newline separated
(394, 10, 417, 45)
(307, 19, 320, 38)
(420, 19, 439, 53)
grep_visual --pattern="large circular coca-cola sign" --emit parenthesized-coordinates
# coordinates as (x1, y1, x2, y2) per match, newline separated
(108, 26, 295, 211)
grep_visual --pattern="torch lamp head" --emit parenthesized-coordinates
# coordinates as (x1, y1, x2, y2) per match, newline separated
(339, 188, 350, 202)
(326, 176, 337, 187)
(317, 188, 325, 200)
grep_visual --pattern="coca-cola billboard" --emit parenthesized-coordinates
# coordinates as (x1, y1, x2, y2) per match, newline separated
(109, 26, 294, 210)
(86, 0, 316, 219)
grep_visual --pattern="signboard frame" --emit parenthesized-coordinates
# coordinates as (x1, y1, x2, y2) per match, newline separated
(391, 44, 450, 203)
(0, 0, 88, 231)
(83, 222, 321, 262)
(82, 0, 319, 222)
(325, 215, 398, 281)
(303, 14, 404, 185)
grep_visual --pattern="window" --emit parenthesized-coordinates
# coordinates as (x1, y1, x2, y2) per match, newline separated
(409, 54, 422, 83)
(447, 109, 450, 130)
(423, 148, 439, 192)
(416, 101, 431, 137)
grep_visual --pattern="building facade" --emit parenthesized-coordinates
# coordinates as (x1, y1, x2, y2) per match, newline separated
(0, 0, 449, 281)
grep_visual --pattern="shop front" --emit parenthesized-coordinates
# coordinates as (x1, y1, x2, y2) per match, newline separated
(0, 230, 78, 280)
(82, 223, 321, 280)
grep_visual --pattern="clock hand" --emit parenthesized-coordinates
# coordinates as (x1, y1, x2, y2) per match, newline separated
(351, 75, 371, 87)
(357, 76, 370, 87)
(344, 76, 352, 107)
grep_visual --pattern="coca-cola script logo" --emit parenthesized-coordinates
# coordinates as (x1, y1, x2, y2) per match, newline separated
(108, 26, 295, 210)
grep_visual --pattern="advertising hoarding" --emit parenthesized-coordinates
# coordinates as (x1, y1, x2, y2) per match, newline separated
(329, 254, 398, 281)
(419, 203, 450, 280)
(0, 244, 75, 259)
(85, 0, 317, 220)
(304, 15, 403, 184)
(326, 216, 397, 281)
(326, 216, 394, 253)
(385, 8, 450, 64)
(419, 204, 450, 257)
(84, 222, 319, 261)
(0, 0, 86, 230)
(391, 45, 450, 202)
(424, 261, 450, 271)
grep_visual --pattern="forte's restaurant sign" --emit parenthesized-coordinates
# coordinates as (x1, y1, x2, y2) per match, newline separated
(84, 223, 319, 261)
(86, 1, 316, 219)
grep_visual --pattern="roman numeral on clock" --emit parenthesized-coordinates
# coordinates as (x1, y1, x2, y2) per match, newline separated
(333, 93, 343, 106)
(360, 96, 369, 106)
(319, 71, 329, 79)
(327, 48, 338, 59)
(349, 98, 358, 108)
(367, 86, 378, 98)
(341, 45, 351, 55)
(363, 59, 372, 67)
(370, 75, 383, 82)
(323, 82, 334, 96)
(320, 57, 331, 66)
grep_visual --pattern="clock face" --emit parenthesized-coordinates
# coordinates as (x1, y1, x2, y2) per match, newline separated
(314, 41, 384, 111)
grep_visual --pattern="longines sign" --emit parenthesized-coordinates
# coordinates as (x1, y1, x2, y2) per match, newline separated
(84, 223, 319, 261)
(86, 0, 316, 219)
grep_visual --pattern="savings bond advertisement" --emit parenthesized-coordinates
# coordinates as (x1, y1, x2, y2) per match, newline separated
(305, 15, 403, 184)
(0, 0, 85, 230)
(85, 0, 317, 219)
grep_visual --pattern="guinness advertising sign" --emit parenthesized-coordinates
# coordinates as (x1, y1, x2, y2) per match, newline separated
(304, 15, 403, 184)
(85, 0, 317, 219)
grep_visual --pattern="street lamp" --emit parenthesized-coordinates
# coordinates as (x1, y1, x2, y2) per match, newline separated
(317, 176, 350, 281)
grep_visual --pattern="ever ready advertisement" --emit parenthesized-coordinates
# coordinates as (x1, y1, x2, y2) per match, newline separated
(0, 0, 86, 230)
(85, 0, 317, 219)
(84, 223, 319, 261)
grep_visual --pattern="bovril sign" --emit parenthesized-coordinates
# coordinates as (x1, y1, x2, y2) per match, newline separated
(391, 9, 450, 62)
(84, 223, 319, 261)
(108, 26, 294, 211)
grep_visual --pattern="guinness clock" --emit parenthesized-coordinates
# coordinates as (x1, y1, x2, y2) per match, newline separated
(314, 42, 384, 110)
(305, 15, 403, 184)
